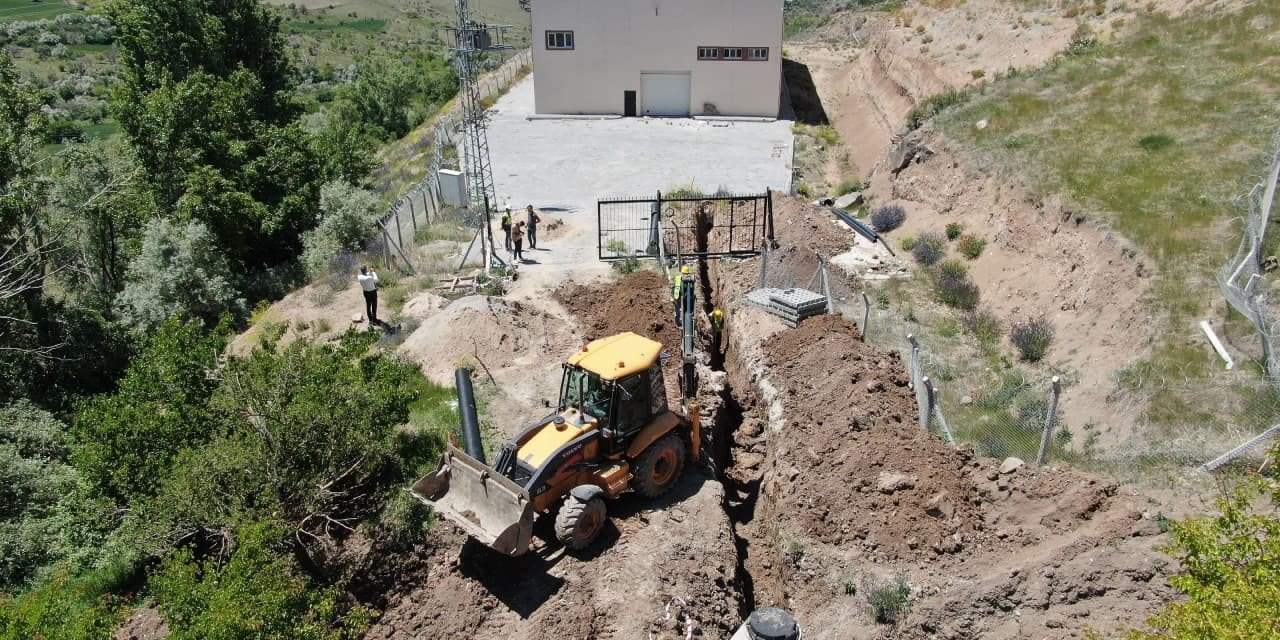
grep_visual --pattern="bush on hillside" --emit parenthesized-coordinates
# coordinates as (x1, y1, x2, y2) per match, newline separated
(912, 232, 945, 265)
(958, 234, 986, 259)
(115, 219, 244, 334)
(870, 204, 906, 232)
(945, 222, 963, 240)
(301, 181, 379, 278)
(1010, 316, 1054, 362)
(935, 269, 980, 311)
(962, 307, 1001, 349)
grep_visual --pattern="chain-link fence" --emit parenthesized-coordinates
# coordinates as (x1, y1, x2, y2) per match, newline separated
(893, 327, 1280, 489)
(374, 49, 533, 273)
(1218, 126, 1280, 383)
(747, 237, 1279, 491)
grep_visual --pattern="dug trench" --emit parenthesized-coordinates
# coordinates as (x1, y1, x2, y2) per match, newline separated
(356, 204, 1178, 637)
(693, 194, 1184, 639)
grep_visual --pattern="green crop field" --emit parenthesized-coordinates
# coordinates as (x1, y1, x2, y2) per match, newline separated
(0, 0, 78, 23)
(285, 16, 387, 33)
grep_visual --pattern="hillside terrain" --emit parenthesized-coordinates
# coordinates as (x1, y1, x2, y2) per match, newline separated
(2, 0, 1278, 639)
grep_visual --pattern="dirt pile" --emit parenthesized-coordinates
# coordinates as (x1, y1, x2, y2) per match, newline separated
(364, 458, 744, 640)
(555, 269, 684, 404)
(361, 272, 747, 640)
(748, 314, 986, 560)
(710, 194, 1176, 639)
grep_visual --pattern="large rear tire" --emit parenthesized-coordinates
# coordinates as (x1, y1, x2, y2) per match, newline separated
(633, 433, 686, 499)
(555, 494, 606, 550)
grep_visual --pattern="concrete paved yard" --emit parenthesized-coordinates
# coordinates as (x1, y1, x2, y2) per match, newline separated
(485, 75, 793, 293)
(488, 76, 794, 214)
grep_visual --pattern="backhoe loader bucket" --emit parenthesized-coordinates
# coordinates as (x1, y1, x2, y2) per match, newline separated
(409, 445, 535, 556)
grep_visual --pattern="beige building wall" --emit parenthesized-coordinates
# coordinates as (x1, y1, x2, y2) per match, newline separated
(531, 0, 783, 117)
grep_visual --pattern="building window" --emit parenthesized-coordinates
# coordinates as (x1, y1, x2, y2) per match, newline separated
(723, 47, 743, 60)
(546, 31, 574, 50)
(748, 47, 768, 61)
(698, 46, 720, 60)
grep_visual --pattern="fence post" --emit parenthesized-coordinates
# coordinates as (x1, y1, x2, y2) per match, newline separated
(861, 292, 870, 342)
(821, 261, 834, 314)
(409, 195, 418, 231)
(930, 380, 955, 445)
(422, 188, 432, 223)
(907, 334, 920, 390)
(758, 243, 768, 288)
(1036, 376, 1062, 466)
(920, 375, 933, 431)
(381, 226, 392, 270)
(394, 207, 405, 260)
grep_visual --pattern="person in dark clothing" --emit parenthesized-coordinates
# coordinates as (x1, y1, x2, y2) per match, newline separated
(357, 266, 378, 323)
(526, 205, 541, 249)
(512, 221, 526, 262)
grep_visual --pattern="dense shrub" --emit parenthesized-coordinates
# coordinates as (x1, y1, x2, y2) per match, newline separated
(1125, 447, 1280, 640)
(152, 522, 371, 640)
(115, 218, 244, 334)
(0, 566, 131, 640)
(1010, 316, 1054, 362)
(899, 236, 916, 251)
(935, 269, 980, 310)
(301, 181, 379, 278)
(870, 204, 907, 232)
(962, 308, 1001, 348)
(945, 222, 963, 240)
(958, 234, 987, 259)
(912, 231, 945, 265)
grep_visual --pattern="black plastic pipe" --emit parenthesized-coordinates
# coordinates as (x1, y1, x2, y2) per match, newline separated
(833, 208, 879, 242)
(455, 368, 485, 463)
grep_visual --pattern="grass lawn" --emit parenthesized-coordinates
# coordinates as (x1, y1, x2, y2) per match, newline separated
(0, 0, 78, 22)
(81, 121, 120, 140)
(937, 3, 1280, 375)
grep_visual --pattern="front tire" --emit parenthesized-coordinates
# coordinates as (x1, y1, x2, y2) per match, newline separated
(555, 494, 606, 550)
(633, 433, 687, 499)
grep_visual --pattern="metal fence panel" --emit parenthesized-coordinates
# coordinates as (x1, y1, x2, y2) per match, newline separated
(597, 192, 773, 261)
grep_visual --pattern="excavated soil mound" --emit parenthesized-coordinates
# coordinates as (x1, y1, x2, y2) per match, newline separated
(714, 193, 1175, 638)
(755, 315, 986, 560)
(555, 270, 683, 404)
(398, 295, 579, 387)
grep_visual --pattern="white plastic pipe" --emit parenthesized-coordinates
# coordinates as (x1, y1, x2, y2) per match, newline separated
(1200, 320, 1235, 370)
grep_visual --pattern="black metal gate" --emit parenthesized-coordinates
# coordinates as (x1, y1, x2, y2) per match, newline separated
(597, 190, 774, 261)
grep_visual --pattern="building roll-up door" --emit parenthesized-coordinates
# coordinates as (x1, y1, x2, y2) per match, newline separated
(640, 72, 691, 117)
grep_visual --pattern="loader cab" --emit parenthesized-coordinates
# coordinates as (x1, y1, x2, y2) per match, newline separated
(561, 333, 670, 454)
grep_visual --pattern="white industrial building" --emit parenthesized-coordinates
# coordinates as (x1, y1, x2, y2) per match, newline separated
(529, 0, 783, 118)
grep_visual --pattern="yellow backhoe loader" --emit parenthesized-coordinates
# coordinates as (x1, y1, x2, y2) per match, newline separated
(410, 332, 701, 556)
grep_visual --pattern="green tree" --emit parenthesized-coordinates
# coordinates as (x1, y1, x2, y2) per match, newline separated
(108, 0, 323, 269)
(73, 318, 229, 502)
(47, 142, 153, 312)
(1126, 446, 1280, 639)
(334, 56, 415, 141)
(133, 332, 435, 558)
(115, 218, 244, 334)
(108, 0, 295, 128)
(151, 522, 369, 640)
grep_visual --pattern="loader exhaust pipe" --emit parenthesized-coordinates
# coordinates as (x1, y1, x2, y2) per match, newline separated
(455, 368, 485, 463)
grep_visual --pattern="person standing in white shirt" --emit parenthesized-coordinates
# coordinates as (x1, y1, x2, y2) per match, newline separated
(357, 266, 378, 323)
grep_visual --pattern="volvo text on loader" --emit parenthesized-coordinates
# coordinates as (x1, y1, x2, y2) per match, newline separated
(410, 332, 701, 556)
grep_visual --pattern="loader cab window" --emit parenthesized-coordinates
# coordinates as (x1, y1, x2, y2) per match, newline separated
(561, 365, 610, 422)
(648, 364, 668, 415)
(613, 373, 650, 437)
